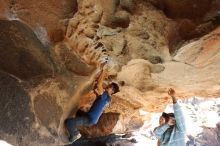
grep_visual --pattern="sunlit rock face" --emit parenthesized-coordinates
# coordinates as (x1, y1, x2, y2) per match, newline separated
(0, 0, 219, 145)
(151, 27, 220, 99)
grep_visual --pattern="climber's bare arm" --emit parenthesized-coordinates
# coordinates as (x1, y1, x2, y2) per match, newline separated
(97, 71, 107, 93)
(79, 67, 103, 96)
(95, 64, 108, 95)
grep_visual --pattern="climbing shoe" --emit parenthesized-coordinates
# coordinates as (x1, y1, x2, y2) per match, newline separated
(69, 131, 81, 143)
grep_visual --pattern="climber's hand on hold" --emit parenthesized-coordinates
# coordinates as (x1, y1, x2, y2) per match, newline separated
(100, 62, 106, 70)
(168, 88, 177, 104)
(168, 88, 175, 97)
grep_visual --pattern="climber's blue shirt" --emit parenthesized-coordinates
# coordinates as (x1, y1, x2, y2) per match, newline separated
(87, 91, 110, 124)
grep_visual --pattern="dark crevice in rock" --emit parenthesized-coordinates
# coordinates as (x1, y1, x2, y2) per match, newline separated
(66, 134, 135, 146)
(148, 0, 212, 20)
(148, 0, 220, 54)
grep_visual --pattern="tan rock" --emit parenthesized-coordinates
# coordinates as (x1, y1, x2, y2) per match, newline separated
(120, 0, 134, 13)
(54, 43, 95, 75)
(150, 28, 220, 99)
(117, 59, 163, 91)
(100, 0, 131, 28)
(174, 27, 220, 67)
(101, 34, 126, 56)
(84, 27, 97, 38)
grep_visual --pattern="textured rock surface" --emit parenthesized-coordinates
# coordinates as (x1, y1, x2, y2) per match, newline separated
(0, 0, 77, 43)
(0, 20, 54, 80)
(0, 71, 34, 143)
(0, 0, 219, 145)
(149, 0, 220, 41)
(154, 27, 220, 97)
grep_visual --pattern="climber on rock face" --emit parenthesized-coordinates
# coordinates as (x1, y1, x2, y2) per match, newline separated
(154, 88, 186, 146)
(64, 64, 120, 143)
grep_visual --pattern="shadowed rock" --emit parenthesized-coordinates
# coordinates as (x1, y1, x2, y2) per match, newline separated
(0, 20, 55, 80)
(0, 71, 34, 138)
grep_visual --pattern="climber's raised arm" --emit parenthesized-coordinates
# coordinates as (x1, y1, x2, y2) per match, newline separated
(93, 63, 108, 95)
(79, 67, 103, 96)
(168, 88, 186, 132)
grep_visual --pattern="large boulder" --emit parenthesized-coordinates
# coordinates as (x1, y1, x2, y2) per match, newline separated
(0, 20, 54, 80)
